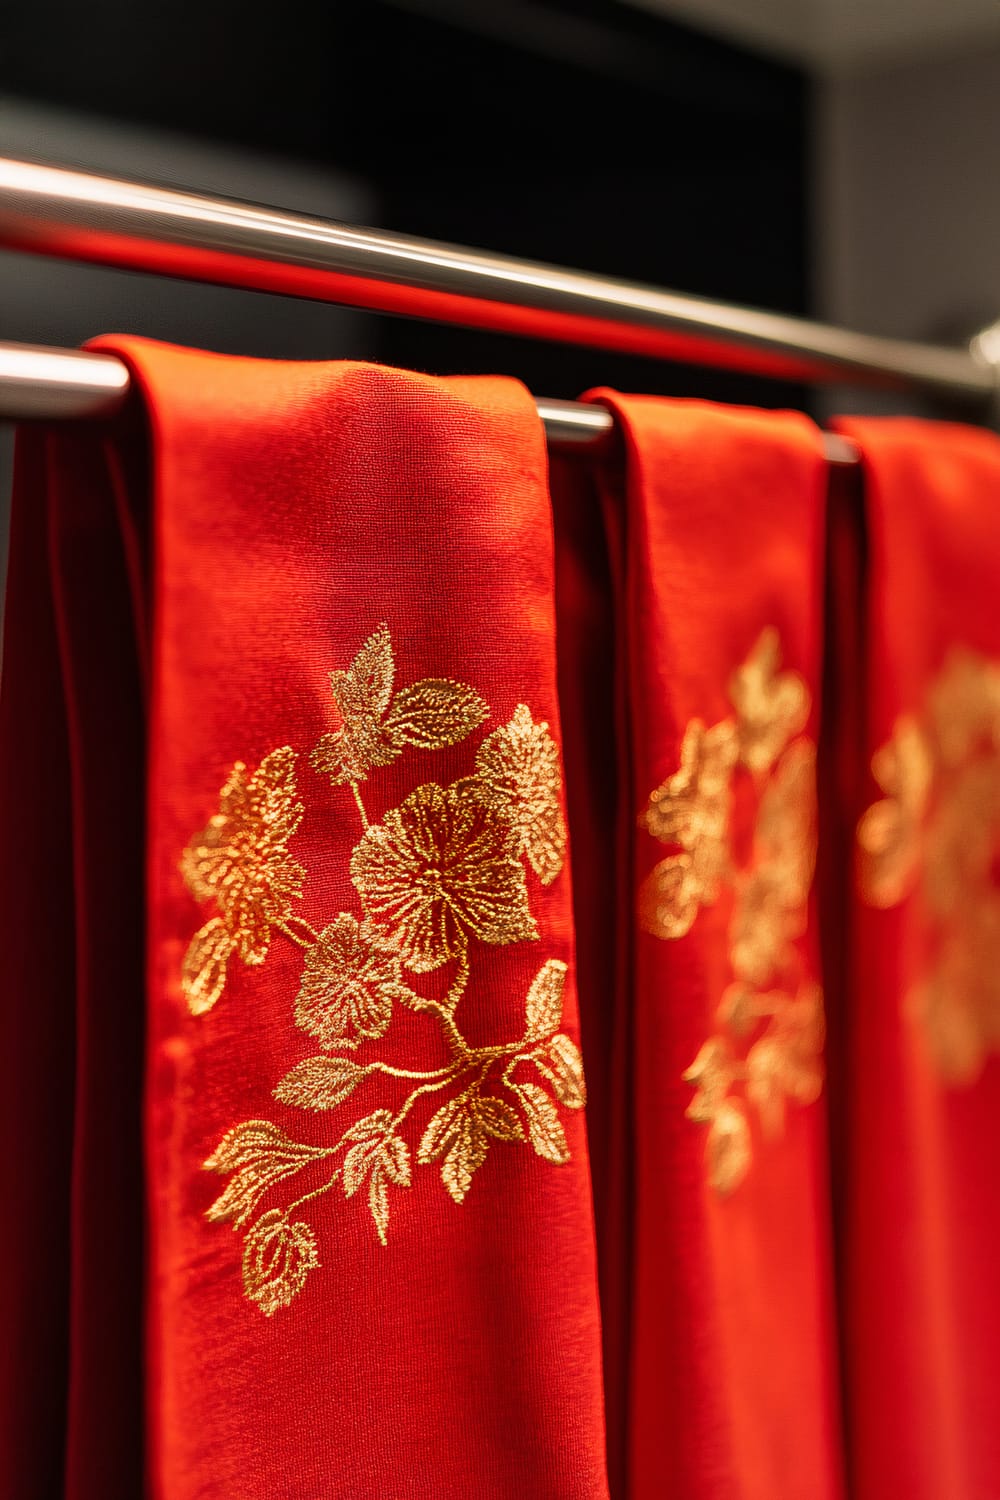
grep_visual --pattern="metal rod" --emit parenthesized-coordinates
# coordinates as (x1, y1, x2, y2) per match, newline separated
(0, 157, 992, 401)
(0, 341, 861, 464)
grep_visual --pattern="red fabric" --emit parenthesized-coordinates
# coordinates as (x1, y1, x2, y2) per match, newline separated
(830, 416, 1000, 1500)
(3, 342, 609, 1499)
(586, 394, 844, 1500)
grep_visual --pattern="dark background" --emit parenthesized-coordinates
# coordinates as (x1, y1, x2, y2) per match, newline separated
(0, 0, 812, 408)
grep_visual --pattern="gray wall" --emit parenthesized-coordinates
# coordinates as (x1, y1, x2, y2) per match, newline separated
(815, 42, 1000, 414)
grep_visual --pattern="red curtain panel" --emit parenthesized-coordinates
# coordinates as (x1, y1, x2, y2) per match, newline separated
(584, 393, 845, 1500)
(1, 342, 609, 1500)
(830, 416, 1000, 1500)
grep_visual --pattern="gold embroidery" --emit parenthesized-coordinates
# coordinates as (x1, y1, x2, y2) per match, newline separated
(474, 704, 567, 884)
(242, 1210, 320, 1318)
(186, 627, 583, 1311)
(350, 779, 538, 973)
(729, 624, 810, 777)
(639, 629, 824, 1194)
(294, 914, 409, 1049)
(181, 747, 305, 1013)
(309, 622, 488, 785)
(859, 649, 1000, 1081)
(638, 719, 738, 938)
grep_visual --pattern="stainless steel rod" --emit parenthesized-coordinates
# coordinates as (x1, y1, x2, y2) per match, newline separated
(0, 157, 992, 400)
(0, 342, 861, 464)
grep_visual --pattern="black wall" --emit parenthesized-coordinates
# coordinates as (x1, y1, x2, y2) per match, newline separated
(0, 0, 812, 403)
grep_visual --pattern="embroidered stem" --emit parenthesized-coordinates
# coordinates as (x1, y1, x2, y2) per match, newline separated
(368, 1061, 456, 1082)
(286, 1164, 344, 1215)
(350, 781, 370, 829)
(390, 1075, 461, 1133)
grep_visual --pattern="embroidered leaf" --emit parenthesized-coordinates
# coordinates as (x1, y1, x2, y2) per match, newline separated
(640, 719, 737, 855)
(182, 917, 235, 1015)
(311, 625, 399, 785)
(858, 715, 932, 907)
(683, 1036, 736, 1123)
(203, 1120, 328, 1227)
(475, 1096, 525, 1142)
(274, 1055, 368, 1112)
(380, 1134, 412, 1186)
(638, 854, 701, 940)
(386, 678, 488, 750)
(418, 1097, 463, 1164)
(344, 1134, 410, 1242)
(544, 1034, 587, 1110)
(756, 739, 817, 909)
(343, 1109, 394, 1143)
(744, 1036, 789, 1138)
(729, 627, 810, 776)
(343, 1137, 383, 1198)
(368, 1169, 390, 1244)
(525, 957, 567, 1038)
(418, 1095, 514, 1202)
(511, 1081, 570, 1164)
(242, 1210, 320, 1316)
(441, 1112, 490, 1204)
(474, 704, 567, 884)
(347, 623, 396, 718)
(746, 984, 825, 1137)
(706, 1099, 752, 1195)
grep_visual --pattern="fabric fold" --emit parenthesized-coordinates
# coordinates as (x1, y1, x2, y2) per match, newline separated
(587, 392, 844, 1500)
(2, 342, 609, 1500)
(830, 415, 1000, 1500)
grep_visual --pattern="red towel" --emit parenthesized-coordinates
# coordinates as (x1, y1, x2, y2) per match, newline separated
(830, 415, 1000, 1500)
(586, 393, 844, 1500)
(0, 341, 609, 1499)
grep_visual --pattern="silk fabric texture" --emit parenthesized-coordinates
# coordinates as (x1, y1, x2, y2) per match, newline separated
(581, 394, 843, 1500)
(827, 417, 1000, 1500)
(1, 343, 608, 1500)
(4, 343, 999, 1500)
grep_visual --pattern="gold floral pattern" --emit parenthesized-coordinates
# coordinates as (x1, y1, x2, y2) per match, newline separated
(474, 704, 568, 884)
(350, 780, 537, 972)
(181, 746, 305, 1013)
(294, 914, 409, 1049)
(310, 622, 488, 785)
(858, 647, 1000, 1082)
(185, 625, 580, 1313)
(638, 628, 824, 1194)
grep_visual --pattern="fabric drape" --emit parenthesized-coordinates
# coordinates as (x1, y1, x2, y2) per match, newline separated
(585, 393, 844, 1500)
(828, 416, 1000, 1500)
(1, 341, 609, 1500)
(5, 341, 1000, 1500)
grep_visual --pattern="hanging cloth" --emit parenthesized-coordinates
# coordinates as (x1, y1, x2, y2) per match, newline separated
(829, 415, 1000, 1500)
(0, 341, 609, 1500)
(585, 392, 845, 1500)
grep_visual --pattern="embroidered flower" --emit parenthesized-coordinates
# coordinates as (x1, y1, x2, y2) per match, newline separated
(474, 704, 567, 884)
(351, 780, 538, 971)
(638, 718, 738, 938)
(729, 626, 809, 777)
(857, 716, 932, 908)
(180, 747, 304, 1012)
(242, 1210, 319, 1317)
(294, 913, 411, 1049)
(639, 630, 823, 1193)
(189, 626, 582, 1308)
(859, 647, 1000, 1083)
